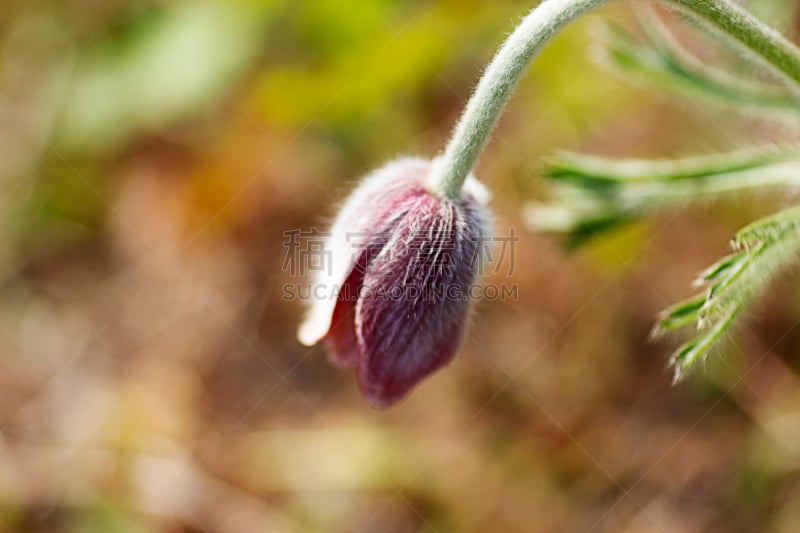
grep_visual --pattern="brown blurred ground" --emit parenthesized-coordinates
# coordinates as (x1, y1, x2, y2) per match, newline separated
(0, 1, 799, 532)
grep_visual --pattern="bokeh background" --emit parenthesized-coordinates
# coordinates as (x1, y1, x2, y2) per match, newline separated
(1, 0, 800, 531)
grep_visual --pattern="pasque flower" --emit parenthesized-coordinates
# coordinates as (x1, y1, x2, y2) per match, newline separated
(297, 0, 800, 404)
(298, 158, 490, 407)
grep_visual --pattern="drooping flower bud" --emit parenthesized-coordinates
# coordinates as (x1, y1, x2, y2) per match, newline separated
(298, 158, 490, 407)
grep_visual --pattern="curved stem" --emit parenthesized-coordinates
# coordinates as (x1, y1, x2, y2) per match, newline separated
(429, 0, 800, 199)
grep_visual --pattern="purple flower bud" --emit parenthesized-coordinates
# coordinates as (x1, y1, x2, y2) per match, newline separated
(298, 158, 491, 407)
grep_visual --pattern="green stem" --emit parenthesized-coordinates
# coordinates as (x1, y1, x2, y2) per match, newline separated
(429, 0, 800, 200)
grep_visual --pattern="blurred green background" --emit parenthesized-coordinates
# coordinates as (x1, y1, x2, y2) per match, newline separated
(1, 0, 800, 531)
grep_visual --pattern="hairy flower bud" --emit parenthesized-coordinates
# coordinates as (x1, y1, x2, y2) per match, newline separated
(298, 158, 490, 407)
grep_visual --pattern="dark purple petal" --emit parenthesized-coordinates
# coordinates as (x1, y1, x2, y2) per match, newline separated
(355, 193, 485, 407)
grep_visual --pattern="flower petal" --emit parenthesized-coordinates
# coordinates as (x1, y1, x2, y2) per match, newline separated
(297, 158, 430, 346)
(323, 239, 384, 367)
(355, 194, 487, 407)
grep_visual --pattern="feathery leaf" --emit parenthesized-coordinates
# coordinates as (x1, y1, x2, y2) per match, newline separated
(662, 206, 800, 379)
(600, 7, 800, 117)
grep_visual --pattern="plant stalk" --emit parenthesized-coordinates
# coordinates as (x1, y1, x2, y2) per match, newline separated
(429, 0, 800, 199)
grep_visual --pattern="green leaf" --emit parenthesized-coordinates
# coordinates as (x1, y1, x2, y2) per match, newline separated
(654, 294, 706, 335)
(545, 146, 800, 184)
(600, 7, 800, 117)
(706, 242, 764, 300)
(528, 147, 800, 244)
(658, 205, 800, 380)
(699, 250, 748, 283)
(734, 204, 800, 248)
(670, 301, 742, 381)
